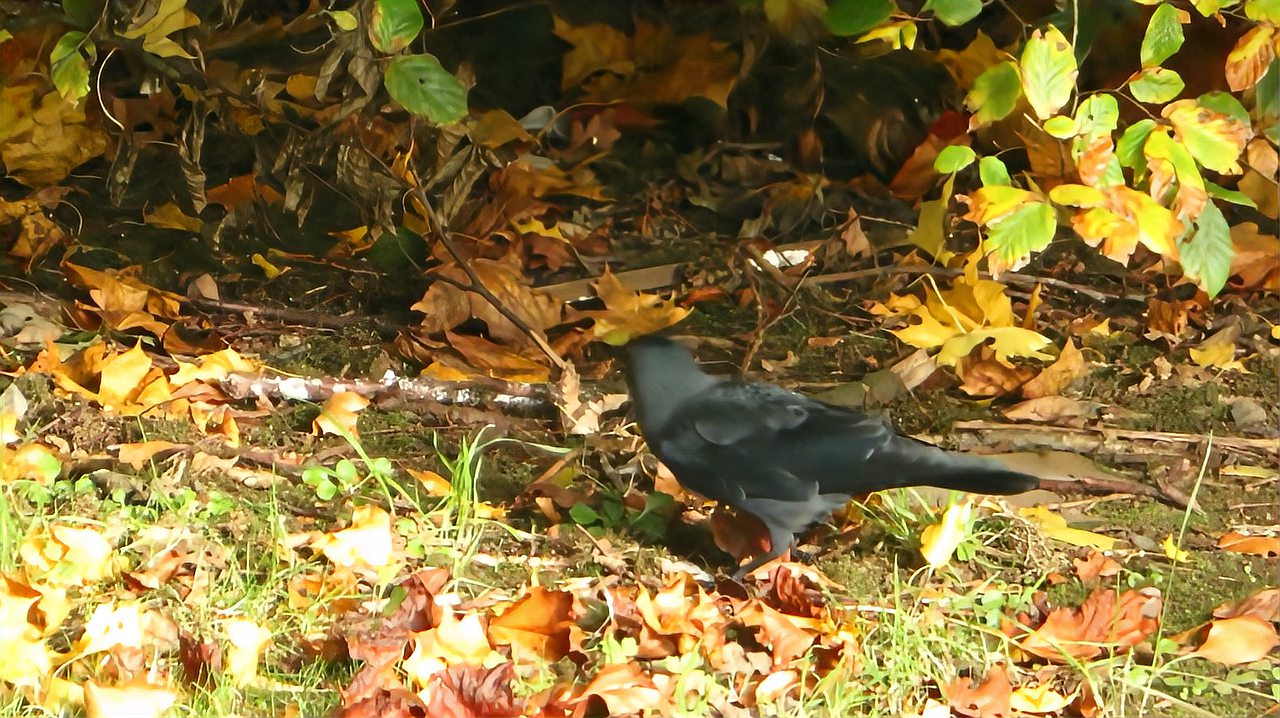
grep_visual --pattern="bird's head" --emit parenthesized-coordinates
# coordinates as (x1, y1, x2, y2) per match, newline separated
(624, 334, 719, 434)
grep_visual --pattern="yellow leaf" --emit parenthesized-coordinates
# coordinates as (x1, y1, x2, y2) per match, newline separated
(1162, 534, 1191, 562)
(117, 0, 199, 59)
(578, 266, 691, 345)
(78, 602, 145, 655)
(224, 618, 272, 687)
(20, 524, 114, 587)
(313, 391, 370, 438)
(311, 504, 396, 570)
(1019, 506, 1116, 550)
(936, 326, 1055, 367)
(962, 185, 1039, 226)
(1010, 684, 1074, 714)
(1189, 325, 1249, 372)
(83, 679, 178, 718)
(920, 501, 973, 569)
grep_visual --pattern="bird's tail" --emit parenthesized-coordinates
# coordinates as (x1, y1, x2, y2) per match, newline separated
(881, 437, 1039, 495)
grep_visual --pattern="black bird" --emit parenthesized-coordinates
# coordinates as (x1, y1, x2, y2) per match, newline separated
(625, 335, 1039, 579)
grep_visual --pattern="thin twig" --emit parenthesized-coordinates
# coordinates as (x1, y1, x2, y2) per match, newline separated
(803, 265, 1144, 304)
(414, 188, 568, 370)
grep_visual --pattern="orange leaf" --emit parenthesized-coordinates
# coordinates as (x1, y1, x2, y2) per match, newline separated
(1017, 587, 1161, 662)
(577, 662, 660, 716)
(1072, 550, 1122, 584)
(1194, 616, 1280, 665)
(1217, 531, 1280, 557)
(1214, 589, 1280, 623)
(487, 587, 573, 661)
(945, 663, 1012, 718)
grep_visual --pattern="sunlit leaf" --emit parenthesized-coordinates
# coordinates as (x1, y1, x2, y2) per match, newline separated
(1193, 616, 1280, 665)
(1162, 534, 1191, 562)
(984, 200, 1056, 268)
(967, 61, 1020, 127)
(920, 501, 973, 569)
(1141, 3, 1186, 68)
(1164, 99, 1253, 174)
(1226, 24, 1277, 90)
(1129, 67, 1185, 104)
(1019, 25, 1077, 120)
(370, 0, 424, 53)
(979, 156, 1011, 186)
(50, 32, 92, 102)
(935, 145, 976, 173)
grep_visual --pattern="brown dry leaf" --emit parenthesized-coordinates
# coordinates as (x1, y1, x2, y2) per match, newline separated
(206, 174, 284, 210)
(575, 267, 692, 345)
(958, 347, 1035, 397)
(1021, 339, 1085, 399)
(421, 662, 523, 718)
(143, 202, 202, 232)
(1217, 531, 1280, 557)
(487, 586, 573, 662)
(1072, 550, 1121, 584)
(1228, 223, 1280, 291)
(413, 256, 562, 346)
(945, 663, 1012, 718)
(1, 87, 109, 187)
(1143, 298, 1196, 343)
(737, 600, 821, 667)
(1214, 589, 1280, 623)
(63, 263, 184, 337)
(890, 348, 939, 391)
(1193, 616, 1280, 665)
(575, 662, 661, 716)
(1002, 396, 1099, 424)
(313, 391, 370, 438)
(116, 440, 183, 470)
(446, 332, 551, 383)
(1016, 587, 1161, 662)
(710, 505, 772, 567)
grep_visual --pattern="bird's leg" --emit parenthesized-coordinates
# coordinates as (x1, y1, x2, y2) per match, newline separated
(731, 527, 796, 581)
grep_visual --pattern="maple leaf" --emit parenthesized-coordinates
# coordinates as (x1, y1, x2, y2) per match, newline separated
(575, 266, 691, 345)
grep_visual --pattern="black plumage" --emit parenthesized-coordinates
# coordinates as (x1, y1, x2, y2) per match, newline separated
(625, 335, 1039, 579)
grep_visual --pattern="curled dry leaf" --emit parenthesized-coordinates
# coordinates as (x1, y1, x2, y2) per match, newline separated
(574, 662, 661, 716)
(1003, 395, 1099, 424)
(314, 391, 370, 438)
(945, 663, 1012, 718)
(1072, 550, 1121, 584)
(1021, 339, 1085, 399)
(487, 586, 574, 662)
(1213, 588, 1280, 623)
(1193, 616, 1280, 665)
(1016, 587, 1161, 662)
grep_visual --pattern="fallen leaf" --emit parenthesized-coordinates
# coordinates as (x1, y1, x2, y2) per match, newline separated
(1019, 506, 1116, 550)
(1217, 531, 1280, 557)
(224, 618, 271, 687)
(1016, 587, 1161, 662)
(1021, 339, 1086, 398)
(1009, 684, 1073, 714)
(1003, 396, 1099, 424)
(1072, 550, 1121, 584)
(1193, 616, 1279, 665)
(1162, 534, 1192, 563)
(920, 501, 973, 569)
(1213, 589, 1280, 623)
(313, 391, 370, 438)
(575, 267, 692, 345)
(945, 663, 1012, 718)
(83, 680, 178, 718)
(487, 586, 574, 661)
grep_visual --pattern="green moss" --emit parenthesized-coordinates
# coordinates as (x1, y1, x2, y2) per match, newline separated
(1119, 382, 1231, 433)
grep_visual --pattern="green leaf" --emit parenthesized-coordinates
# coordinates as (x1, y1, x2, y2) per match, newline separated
(1116, 119, 1157, 172)
(50, 31, 92, 103)
(934, 144, 976, 173)
(826, 0, 894, 36)
(1165, 99, 1250, 173)
(985, 200, 1057, 265)
(1074, 93, 1119, 138)
(1043, 115, 1077, 138)
(1141, 3, 1185, 68)
(335, 459, 359, 483)
(384, 54, 468, 125)
(979, 156, 1011, 186)
(1191, 0, 1236, 15)
(968, 61, 1021, 126)
(1206, 180, 1257, 207)
(1179, 201, 1233, 297)
(328, 10, 358, 31)
(1258, 60, 1280, 142)
(569, 503, 601, 525)
(1198, 91, 1250, 125)
(925, 0, 981, 26)
(1129, 67, 1185, 103)
(1020, 25, 1077, 120)
(1246, 0, 1280, 22)
(370, 0, 424, 53)
(61, 0, 105, 27)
